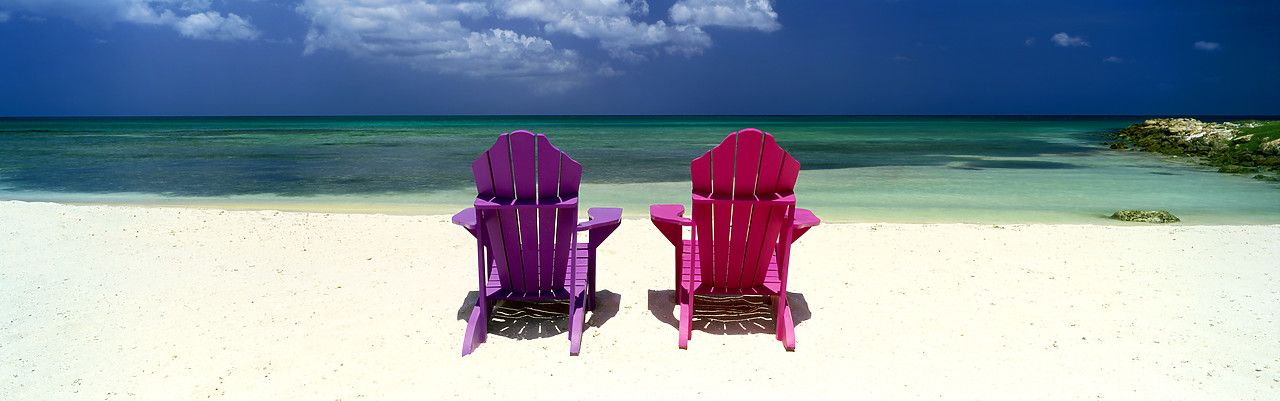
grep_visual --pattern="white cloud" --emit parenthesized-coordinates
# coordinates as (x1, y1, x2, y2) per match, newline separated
(298, 0, 490, 58)
(595, 64, 625, 77)
(491, 0, 711, 61)
(175, 11, 260, 40)
(498, 0, 641, 19)
(1050, 32, 1089, 47)
(177, 0, 212, 13)
(1194, 41, 1221, 51)
(663, 24, 712, 57)
(1102, 56, 1123, 63)
(5, 0, 784, 89)
(298, 0, 587, 91)
(0, 0, 260, 41)
(669, 0, 779, 32)
(299, 0, 778, 89)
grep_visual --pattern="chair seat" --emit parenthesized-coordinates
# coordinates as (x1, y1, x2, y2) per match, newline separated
(484, 243, 591, 300)
(677, 240, 783, 296)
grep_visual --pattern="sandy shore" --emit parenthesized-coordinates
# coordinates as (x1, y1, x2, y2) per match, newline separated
(2, 200, 1277, 400)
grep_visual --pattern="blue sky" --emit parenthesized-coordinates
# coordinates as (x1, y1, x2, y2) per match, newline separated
(1, 0, 1277, 116)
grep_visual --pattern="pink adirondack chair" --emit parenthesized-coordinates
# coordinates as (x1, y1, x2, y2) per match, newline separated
(650, 128, 820, 350)
(452, 130, 622, 356)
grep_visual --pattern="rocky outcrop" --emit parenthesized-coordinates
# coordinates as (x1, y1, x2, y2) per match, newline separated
(1109, 118, 1250, 154)
(1262, 138, 1280, 155)
(1111, 210, 1180, 223)
(1103, 118, 1280, 180)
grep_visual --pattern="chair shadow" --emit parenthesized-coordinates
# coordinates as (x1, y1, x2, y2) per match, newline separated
(646, 289, 812, 336)
(456, 290, 622, 340)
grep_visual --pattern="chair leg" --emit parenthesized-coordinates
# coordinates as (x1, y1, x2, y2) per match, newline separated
(586, 269, 596, 312)
(569, 293, 586, 356)
(462, 298, 489, 356)
(678, 290, 693, 349)
(675, 248, 682, 300)
(774, 294, 795, 351)
(586, 250, 597, 312)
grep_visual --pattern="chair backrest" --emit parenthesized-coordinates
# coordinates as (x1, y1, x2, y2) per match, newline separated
(690, 128, 800, 289)
(471, 131, 582, 293)
(472, 130, 582, 200)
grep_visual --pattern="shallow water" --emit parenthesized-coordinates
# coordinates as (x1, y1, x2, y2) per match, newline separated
(2, 116, 1277, 224)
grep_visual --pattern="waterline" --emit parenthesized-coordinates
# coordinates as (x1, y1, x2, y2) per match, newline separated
(3, 116, 1278, 224)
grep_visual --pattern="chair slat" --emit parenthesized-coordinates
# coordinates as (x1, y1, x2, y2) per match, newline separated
(709, 136, 737, 287)
(488, 135, 516, 199)
(481, 210, 513, 291)
(472, 153, 495, 197)
(552, 207, 575, 291)
(692, 203, 714, 286)
(756, 133, 786, 194)
(559, 152, 582, 195)
(496, 208, 526, 292)
(711, 134, 736, 195)
(691, 153, 711, 193)
(752, 205, 788, 286)
(537, 207, 558, 291)
(517, 207, 540, 292)
(536, 134, 561, 198)
(725, 130, 764, 288)
(725, 202, 753, 288)
(740, 202, 774, 288)
(510, 131, 538, 199)
(732, 128, 764, 195)
(778, 155, 800, 193)
(711, 202, 733, 287)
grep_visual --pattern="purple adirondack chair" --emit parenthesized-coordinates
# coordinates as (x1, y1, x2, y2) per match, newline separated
(451, 130, 622, 356)
(650, 128, 820, 350)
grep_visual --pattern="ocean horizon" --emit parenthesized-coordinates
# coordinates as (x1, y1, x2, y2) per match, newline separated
(3, 115, 1278, 224)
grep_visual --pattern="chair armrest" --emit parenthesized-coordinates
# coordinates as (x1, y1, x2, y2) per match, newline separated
(793, 208, 820, 229)
(578, 207, 623, 248)
(790, 208, 820, 242)
(650, 204, 691, 246)
(650, 204, 693, 226)
(577, 207, 623, 232)
(452, 207, 479, 237)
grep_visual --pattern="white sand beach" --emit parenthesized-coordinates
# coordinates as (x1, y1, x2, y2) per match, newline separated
(2, 200, 1277, 400)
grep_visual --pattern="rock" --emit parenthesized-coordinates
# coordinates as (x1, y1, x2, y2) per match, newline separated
(1111, 210, 1180, 223)
(1218, 165, 1260, 174)
(1105, 118, 1280, 178)
(1262, 138, 1280, 155)
(1132, 118, 1238, 143)
(1254, 174, 1280, 182)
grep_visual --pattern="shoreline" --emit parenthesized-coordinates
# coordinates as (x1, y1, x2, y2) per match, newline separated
(3, 200, 1277, 399)
(16, 199, 1272, 226)
(8, 185, 1280, 225)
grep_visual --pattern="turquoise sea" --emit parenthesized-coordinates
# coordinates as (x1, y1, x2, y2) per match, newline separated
(2, 116, 1278, 224)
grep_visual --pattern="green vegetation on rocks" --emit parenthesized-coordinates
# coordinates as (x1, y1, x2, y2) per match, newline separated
(1111, 210, 1180, 223)
(1103, 118, 1280, 180)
